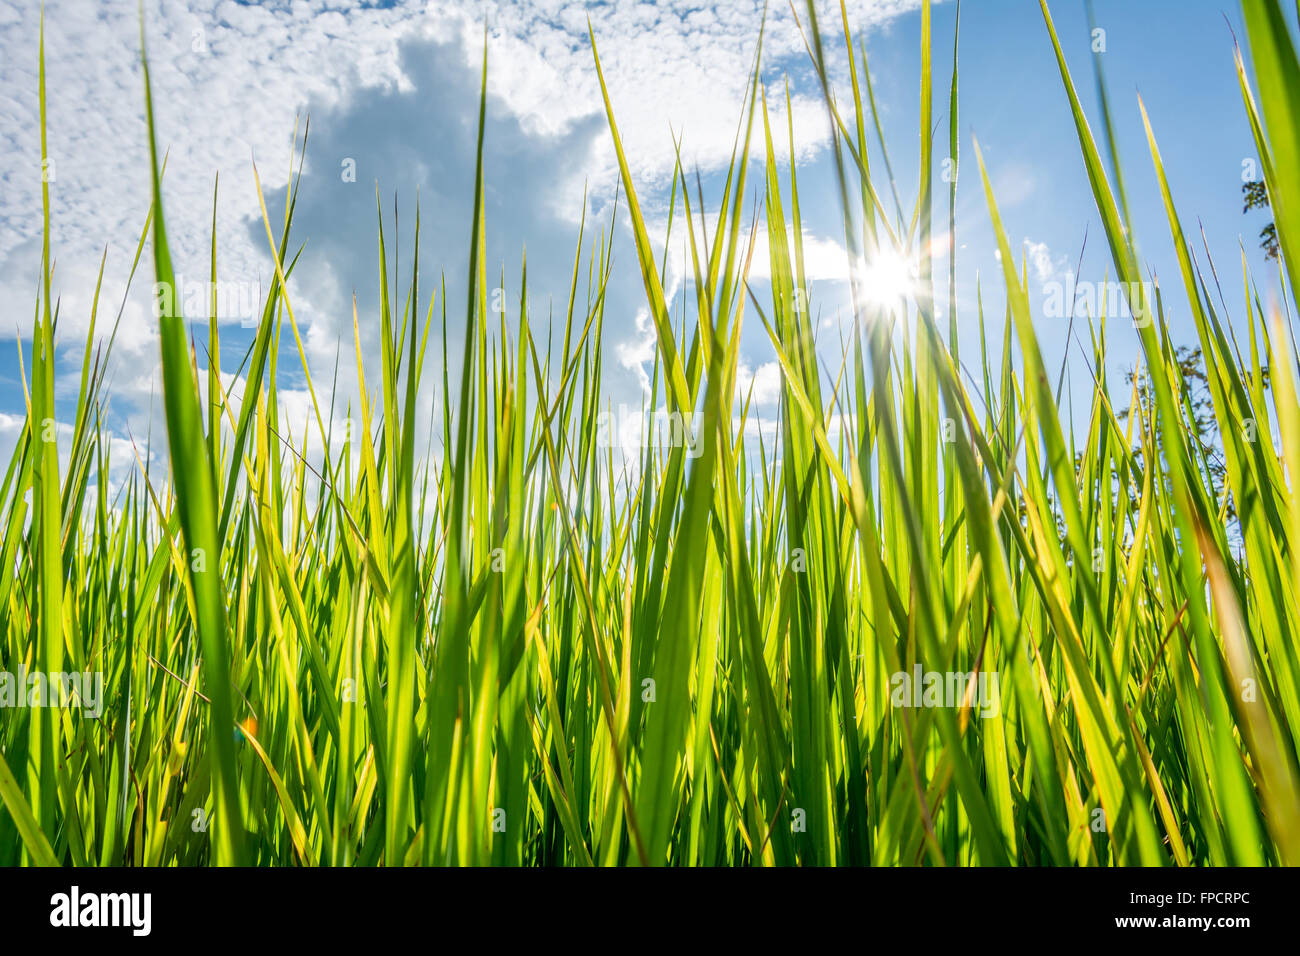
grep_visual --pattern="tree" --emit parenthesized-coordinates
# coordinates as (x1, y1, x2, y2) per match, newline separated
(1119, 345, 1268, 527)
(1243, 180, 1280, 261)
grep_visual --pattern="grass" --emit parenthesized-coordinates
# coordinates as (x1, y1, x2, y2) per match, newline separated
(1, 0, 1300, 866)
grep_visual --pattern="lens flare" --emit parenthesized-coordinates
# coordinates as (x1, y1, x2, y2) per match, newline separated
(856, 247, 919, 311)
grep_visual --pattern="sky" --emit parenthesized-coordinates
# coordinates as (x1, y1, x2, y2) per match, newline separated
(0, 0, 1287, 487)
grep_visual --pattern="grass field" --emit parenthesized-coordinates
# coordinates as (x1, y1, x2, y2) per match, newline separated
(2, 0, 1300, 866)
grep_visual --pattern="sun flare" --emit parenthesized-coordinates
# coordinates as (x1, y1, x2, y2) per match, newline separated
(856, 247, 920, 311)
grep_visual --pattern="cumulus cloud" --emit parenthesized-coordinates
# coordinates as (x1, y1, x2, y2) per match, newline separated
(1, 0, 927, 290)
(0, 0, 929, 478)
(736, 359, 783, 406)
(1024, 237, 1066, 283)
(747, 226, 853, 282)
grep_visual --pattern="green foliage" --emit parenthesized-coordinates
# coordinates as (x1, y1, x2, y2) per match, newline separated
(1243, 180, 1280, 260)
(1, 0, 1299, 867)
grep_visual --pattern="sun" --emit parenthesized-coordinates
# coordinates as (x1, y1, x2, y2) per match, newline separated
(855, 247, 919, 312)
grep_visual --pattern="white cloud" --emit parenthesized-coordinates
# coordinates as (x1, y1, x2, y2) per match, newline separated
(0, 0, 929, 480)
(736, 359, 783, 406)
(1024, 237, 1065, 283)
(1, 0, 928, 286)
(747, 226, 853, 282)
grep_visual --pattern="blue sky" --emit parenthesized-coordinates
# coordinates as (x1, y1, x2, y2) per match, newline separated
(0, 0, 1286, 479)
